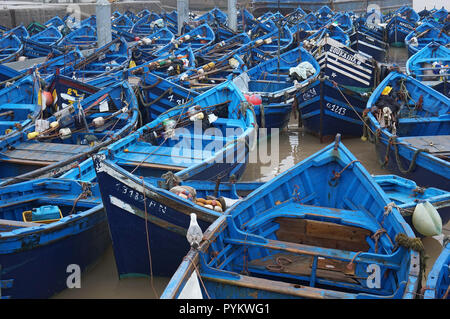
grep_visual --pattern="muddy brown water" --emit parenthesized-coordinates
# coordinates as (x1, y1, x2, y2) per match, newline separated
(53, 47, 449, 299)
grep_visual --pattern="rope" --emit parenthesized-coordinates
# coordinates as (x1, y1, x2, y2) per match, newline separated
(183, 254, 211, 299)
(69, 182, 92, 215)
(329, 160, 360, 187)
(394, 233, 428, 283)
(372, 229, 387, 253)
(141, 176, 159, 298)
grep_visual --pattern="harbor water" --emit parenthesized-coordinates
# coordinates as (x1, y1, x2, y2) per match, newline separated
(53, 47, 449, 299)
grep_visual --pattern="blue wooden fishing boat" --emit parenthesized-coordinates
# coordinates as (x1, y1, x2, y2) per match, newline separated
(351, 11, 388, 62)
(197, 32, 252, 61)
(58, 25, 97, 50)
(316, 5, 335, 27)
(125, 10, 140, 23)
(26, 22, 46, 37)
(132, 71, 199, 124)
(90, 80, 256, 277)
(364, 71, 450, 191)
(0, 34, 23, 64)
(60, 37, 129, 81)
(22, 48, 84, 78)
(423, 242, 449, 299)
(431, 7, 448, 24)
(112, 13, 134, 33)
(44, 16, 65, 30)
(154, 23, 215, 54)
(405, 23, 450, 56)
(406, 42, 450, 97)
(350, 30, 389, 62)
(237, 8, 258, 33)
(0, 77, 139, 186)
(130, 27, 175, 60)
(297, 36, 378, 142)
(194, 7, 228, 26)
(0, 178, 109, 299)
(373, 174, 450, 235)
(0, 74, 40, 138)
(8, 25, 29, 40)
(306, 23, 350, 46)
(0, 64, 21, 87)
(22, 26, 64, 59)
(131, 45, 196, 79)
(131, 11, 164, 38)
(80, 15, 96, 28)
(386, 7, 419, 47)
(161, 136, 421, 299)
(233, 46, 320, 129)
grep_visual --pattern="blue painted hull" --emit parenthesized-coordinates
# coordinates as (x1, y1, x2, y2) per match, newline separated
(370, 135, 450, 192)
(350, 31, 388, 62)
(94, 158, 247, 278)
(424, 243, 450, 299)
(253, 102, 292, 129)
(386, 16, 416, 46)
(365, 72, 450, 192)
(297, 79, 367, 141)
(0, 206, 110, 299)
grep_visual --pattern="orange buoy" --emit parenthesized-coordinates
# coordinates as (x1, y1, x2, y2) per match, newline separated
(42, 91, 53, 106)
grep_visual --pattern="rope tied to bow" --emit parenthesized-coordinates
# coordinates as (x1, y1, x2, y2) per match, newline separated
(329, 160, 360, 186)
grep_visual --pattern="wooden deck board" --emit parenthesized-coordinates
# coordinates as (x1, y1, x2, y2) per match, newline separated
(248, 252, 360, 284)
(4, 142, 91, 163)
(402, 135, 450, 154)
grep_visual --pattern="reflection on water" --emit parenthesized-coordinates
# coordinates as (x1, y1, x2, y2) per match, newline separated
(53, 46, 448, 299)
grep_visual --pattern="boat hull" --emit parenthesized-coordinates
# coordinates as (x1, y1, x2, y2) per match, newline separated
(93, 159, 249, 277)
(297, 79, 367, 141)
(371, 134, 450, 192)
(0, 206, 110, 299)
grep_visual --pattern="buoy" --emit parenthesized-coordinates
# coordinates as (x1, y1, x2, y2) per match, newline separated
(93, 117, 105, 127)
(412, 201, 442, 236)
(249, 94, 262, 106)
(244, 94, 250, 103)
(134, 36, 140, 42)
(59, 128, 72, 140)
(42, 91, 53, 106)
(50, 121, 59, 129)
(27, 131, 39, 139)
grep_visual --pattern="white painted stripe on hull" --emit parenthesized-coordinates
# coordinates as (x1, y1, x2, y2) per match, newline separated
(317, 56, 372, 82)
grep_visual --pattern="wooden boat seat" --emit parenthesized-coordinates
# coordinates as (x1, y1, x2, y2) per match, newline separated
(243, 202, 380, 235)
(401, 135, 450, 155)
(201, 271, 357, 299)
(225, 235, 401, 273)
(116, 144, 210, 170)
(398, 117, 448, 125)
(2, 142, 91, 165)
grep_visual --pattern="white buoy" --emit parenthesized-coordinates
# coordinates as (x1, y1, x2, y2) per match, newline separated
(412, 201, 442, 237)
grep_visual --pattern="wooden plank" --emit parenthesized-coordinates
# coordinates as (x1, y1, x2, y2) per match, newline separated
(4, 142, 91, 162)
(248, 253, 359, 284)
(202, 269, 356, 299)
(0, 218, 38, 228)
(402, 135, 450, 154)
(275, 217, 371, 252)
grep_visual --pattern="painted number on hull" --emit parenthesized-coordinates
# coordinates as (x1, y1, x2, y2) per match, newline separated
(366, 264, 381, 289)
(115, 182, 167, 214)
(168, 94, 185, 106)
(326, 102, 346, 116)
(302, 88, 317, 101)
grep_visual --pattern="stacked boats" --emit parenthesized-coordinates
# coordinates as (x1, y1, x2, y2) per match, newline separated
(0, 5, 448, 300)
